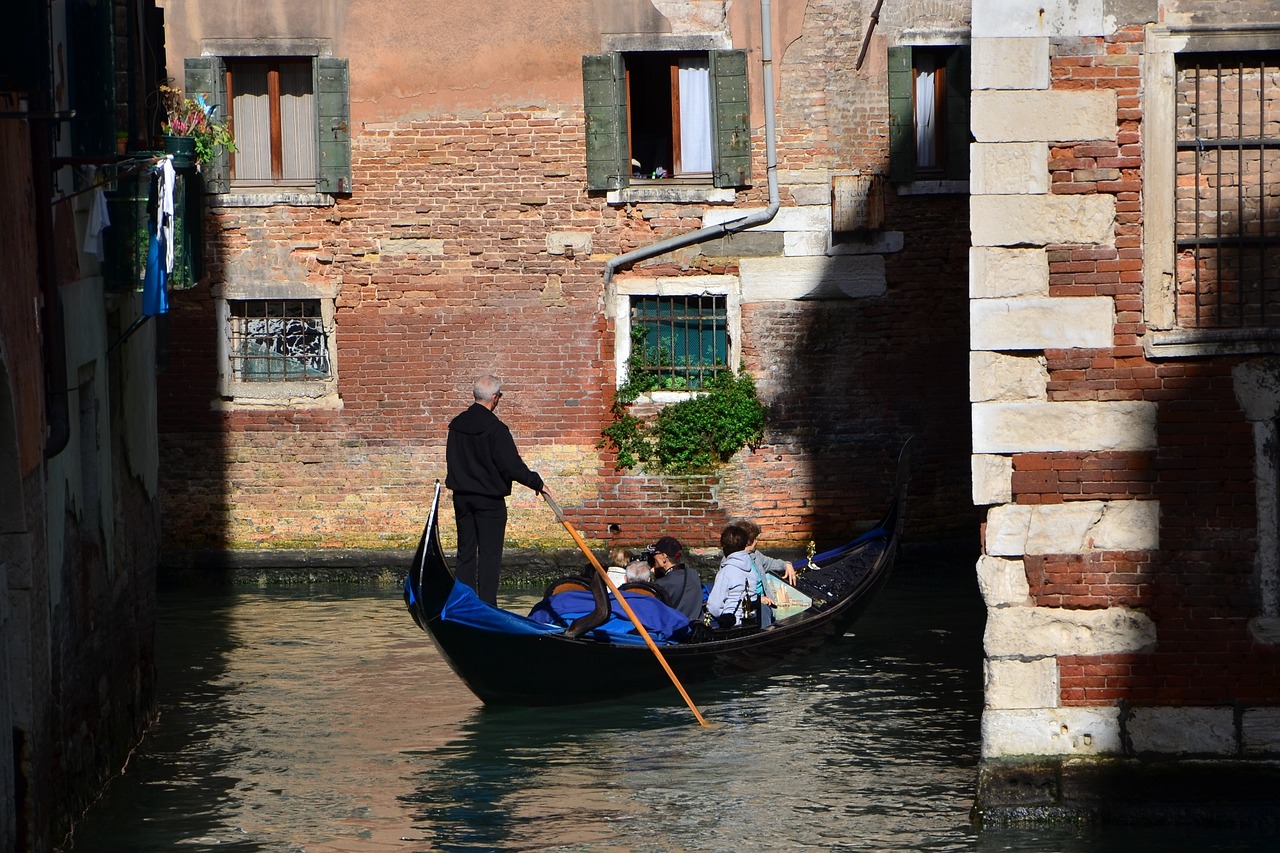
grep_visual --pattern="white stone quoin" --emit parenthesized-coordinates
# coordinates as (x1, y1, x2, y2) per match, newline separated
(984, 500, 1160, 555)
(984, 605, 1158, 658)
(971, 142, 1050, 194)
(971, 296, 1115, 351)
(970, 352, 1048, 403)
(971, 194, 1116, 247)
(970, 247, 1049, 298)
(972, 37, 1051, 90)
(972, 400, 1157, 454)
(975, 555, 1030, 606)
(972, 456, 1014, 506)
(1127, 707, 1236, 755)
(981, 707, 1122, 757)
(971, 90, 1117, 143)
(985, 658, 1059, 709)
(972, 0, 1112, 39)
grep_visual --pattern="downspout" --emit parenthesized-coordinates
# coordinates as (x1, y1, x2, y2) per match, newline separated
(602, 0, 781, 287)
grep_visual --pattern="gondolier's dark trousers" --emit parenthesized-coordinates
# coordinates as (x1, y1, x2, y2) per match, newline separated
(453, 492, 507, 605)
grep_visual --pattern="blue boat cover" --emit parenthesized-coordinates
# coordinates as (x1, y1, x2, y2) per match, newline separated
(438, 580, 563, 636)
(528, 590, 692, 642)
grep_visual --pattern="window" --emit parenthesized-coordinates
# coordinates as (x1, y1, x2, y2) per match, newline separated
(184, 55, 351, 196)
(609, 275, 741, 395)
(631, 295, 728, 390)
(583, 50, 750, 191)
(1173, 53, 1280, 331)
(229, 299, 331, 382)
(226, 59, 316, 187)
(1142, 28, 1280, 352)
(216, 289, 340, 408)
(888, 45, 970, 182)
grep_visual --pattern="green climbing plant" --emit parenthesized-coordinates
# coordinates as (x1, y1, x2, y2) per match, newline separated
(600, 326, 766, 473)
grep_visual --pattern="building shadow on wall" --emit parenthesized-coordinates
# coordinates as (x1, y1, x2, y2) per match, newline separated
(746, 193, 982, 553)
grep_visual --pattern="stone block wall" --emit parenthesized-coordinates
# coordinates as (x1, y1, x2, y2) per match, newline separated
(972, 0, 1280, 823)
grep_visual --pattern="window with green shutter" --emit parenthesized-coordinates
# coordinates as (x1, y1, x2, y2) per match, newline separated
(888, 45, 970, 183)
(583, 49, 750, 191)
(185, 56, 351, 196)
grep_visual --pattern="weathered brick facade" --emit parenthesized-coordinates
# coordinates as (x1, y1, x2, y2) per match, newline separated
(157, 1, 979, 558)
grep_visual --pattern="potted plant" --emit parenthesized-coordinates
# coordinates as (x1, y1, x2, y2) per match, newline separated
(159, 84, 236, 168)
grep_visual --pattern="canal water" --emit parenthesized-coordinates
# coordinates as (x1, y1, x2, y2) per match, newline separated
(67, 554, 1276, 852)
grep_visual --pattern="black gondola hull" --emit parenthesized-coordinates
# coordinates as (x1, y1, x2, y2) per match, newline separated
(404, 450, 907, 707)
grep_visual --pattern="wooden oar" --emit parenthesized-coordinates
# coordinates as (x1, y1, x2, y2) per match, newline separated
(540, 491, 710, 728)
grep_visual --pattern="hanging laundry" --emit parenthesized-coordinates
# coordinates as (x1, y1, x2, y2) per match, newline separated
(157, 155, 176, 275)
(83, 185, 111, 261)
(142, 156, 175, 316)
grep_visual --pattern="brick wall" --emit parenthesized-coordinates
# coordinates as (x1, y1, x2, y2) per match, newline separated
(157, 1, 979, 559)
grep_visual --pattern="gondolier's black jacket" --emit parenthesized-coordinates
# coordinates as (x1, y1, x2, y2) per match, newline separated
(445, 403, 544, 498)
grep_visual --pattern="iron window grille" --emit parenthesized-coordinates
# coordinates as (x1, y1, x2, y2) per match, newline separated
(1174, 52, 1280, 330)
(229, 299, 331, 382)
(631, 295, 728, 390)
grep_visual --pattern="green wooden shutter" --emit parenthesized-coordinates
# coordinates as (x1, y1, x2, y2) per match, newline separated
(887, 46, 914, 183)
(184, 57, 229, 193)
(945, 46, 971, 181)
(710, 49, 750, 188)
(582, 53, 628, 190)
(316, 58, 352, 194)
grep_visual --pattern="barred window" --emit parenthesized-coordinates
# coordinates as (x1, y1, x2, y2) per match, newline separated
(1174, 53, 1280, 329)
(630, 295, 728, 390)
(229, 299, 331, 382)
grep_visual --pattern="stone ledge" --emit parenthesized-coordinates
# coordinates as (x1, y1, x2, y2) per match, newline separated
(975, 757, 1280, 828)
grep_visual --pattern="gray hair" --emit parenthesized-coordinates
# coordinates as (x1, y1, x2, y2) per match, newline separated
(473, 375, 502, 403)
(624, 560, 652, 584)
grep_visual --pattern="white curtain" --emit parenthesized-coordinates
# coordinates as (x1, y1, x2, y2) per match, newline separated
(230, 61, 315, 184)
(279, 63, 316, 182)
(914, 53, 937, 169)
(678, 57, 713, 174)
(231, 62, 271, 182)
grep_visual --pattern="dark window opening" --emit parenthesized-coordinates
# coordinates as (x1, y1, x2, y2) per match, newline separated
(1174, 52, 1280, 330)
(626, 52, 712, 179)
(631, 295, 727, 390)
(229, 299, 330, 382)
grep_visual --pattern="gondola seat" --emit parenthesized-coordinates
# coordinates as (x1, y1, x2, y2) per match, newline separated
(543, 575, 592, 599)
(617, 581, 670, 605)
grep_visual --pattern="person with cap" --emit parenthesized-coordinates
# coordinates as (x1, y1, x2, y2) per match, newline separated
(647, 535, 703, 622)
(445, 374, 548, 605)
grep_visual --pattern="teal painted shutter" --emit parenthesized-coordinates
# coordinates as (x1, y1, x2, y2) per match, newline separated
(184, 57, 229, 193)
(887, 46, 914, 183)
(710, 49, 750, 188)
(945, 46, 971, 180)
(316, 58, 352, 194)
(583, 53, 627, 190)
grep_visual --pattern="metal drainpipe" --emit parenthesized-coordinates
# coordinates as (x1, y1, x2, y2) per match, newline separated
(602, 0, 781, 287)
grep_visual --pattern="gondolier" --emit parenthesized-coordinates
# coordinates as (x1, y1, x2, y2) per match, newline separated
(445, 375, 547, 604)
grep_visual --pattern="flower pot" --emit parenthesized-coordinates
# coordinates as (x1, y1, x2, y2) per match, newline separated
(163, 135, 197, 169)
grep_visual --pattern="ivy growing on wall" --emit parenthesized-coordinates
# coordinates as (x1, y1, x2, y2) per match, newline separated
(600, 326, 766, 472)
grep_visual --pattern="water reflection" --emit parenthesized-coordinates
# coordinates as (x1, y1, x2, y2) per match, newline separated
(66, 564, 1278, 852)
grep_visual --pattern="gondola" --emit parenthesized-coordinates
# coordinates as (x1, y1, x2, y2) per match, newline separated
(404, 444, 909, 707)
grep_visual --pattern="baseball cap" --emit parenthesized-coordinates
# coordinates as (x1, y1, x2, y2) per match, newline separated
(647, 536, 683, 561)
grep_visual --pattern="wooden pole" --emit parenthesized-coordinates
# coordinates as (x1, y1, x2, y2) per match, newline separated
(541, 492, 711, 728)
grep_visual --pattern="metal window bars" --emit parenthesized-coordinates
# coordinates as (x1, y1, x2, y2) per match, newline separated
(631, 295, 728, 390)
(1174, 53, 1280, 330)
(229, 299, 331, 382)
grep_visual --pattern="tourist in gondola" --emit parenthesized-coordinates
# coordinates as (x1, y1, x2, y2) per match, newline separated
(445, 374, 548, 605)
(706, 524, 776, 628)
(647, 536, 703, 622)
(733, 519, 798, 585)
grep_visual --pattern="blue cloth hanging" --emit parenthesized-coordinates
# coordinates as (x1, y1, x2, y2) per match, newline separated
(141, 220, 169, 316)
